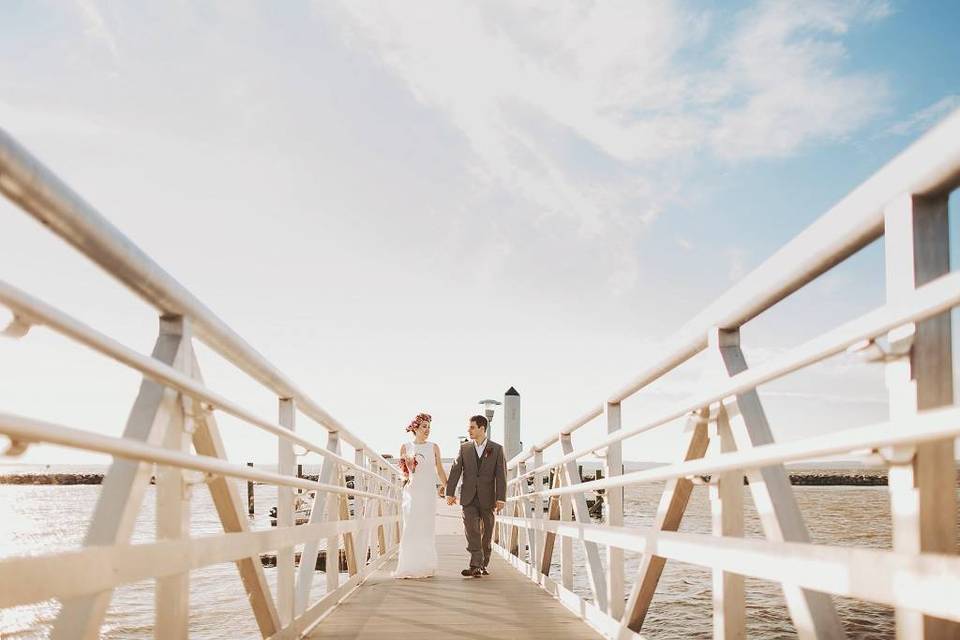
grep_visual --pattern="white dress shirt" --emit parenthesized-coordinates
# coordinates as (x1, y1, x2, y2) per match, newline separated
(474, 437, 487, 460)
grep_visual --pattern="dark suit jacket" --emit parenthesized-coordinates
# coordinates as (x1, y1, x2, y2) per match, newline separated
(445, 439, 507, 509)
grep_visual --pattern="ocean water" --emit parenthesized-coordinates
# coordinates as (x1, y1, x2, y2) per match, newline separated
(549, 478, 960, 640)
(0, 466, 334, 640)
(1, 466, 958, 639)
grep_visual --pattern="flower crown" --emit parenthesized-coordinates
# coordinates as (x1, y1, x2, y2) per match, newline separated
(406, 413, 432, 433)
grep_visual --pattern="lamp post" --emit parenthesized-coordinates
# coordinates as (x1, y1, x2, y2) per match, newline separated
(478, 398, 501, 439)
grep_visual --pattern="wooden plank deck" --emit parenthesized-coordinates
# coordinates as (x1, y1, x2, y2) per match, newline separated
(307, 532, 600, 639)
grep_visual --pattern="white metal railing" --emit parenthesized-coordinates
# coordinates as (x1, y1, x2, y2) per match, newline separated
(0, 129, 405, 639)
(495, 108, 960, 640)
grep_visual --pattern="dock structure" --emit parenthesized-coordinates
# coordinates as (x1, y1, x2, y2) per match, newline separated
(2, 109, 960, 639)
(307, 507, 599, 640)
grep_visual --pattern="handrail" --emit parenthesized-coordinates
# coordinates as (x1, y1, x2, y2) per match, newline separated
(0, 412, 397, 502)
(0, 128, 395, 472)
(0, 279, 394, 489)
(510, 268, 960, 480)
(509, 405, 960, 500)
(0, 126, 405, 640)
(510, 107, 960, 467)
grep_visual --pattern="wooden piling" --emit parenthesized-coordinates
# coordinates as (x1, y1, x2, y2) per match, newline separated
(247, 462, 255, 515)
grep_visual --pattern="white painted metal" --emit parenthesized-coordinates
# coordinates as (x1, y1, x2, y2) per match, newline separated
(0, 516, 397, 608)
(559, 434, 608, 611)
(295, 432, 342, 615)
(0, 412, 392, 502)
(618, 410, 708, 635)
(277, 398, 296, 626)
(155, 318, 193, 639)
(715, 330, 844, 639)
(512, 268, 960, 484)
(710, 407, 745, 640)
(517, 461, 536, 565)
(607, 108, 960, 405)
(532, 450, 546, 567)
(604, 402, 624, 620)
(511, 404, 960, 501)
(52, 317, 191, 640)
(558, 471, 573, 591)
(0, 279, 396, 485)
(0, 128, 394, 469)
(497, 516, 960, 624)
(883, 192, 959, 639)
(187, 351, 280, 637)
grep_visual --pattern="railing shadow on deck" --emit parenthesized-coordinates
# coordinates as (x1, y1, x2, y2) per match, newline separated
(495, 108, 960, 640)
(0, 128, 405, 639)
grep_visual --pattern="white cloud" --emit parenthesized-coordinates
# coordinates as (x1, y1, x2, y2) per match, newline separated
(327, 0, 890, 235)
(887, 94, 960, 137)
(72, 0, 120, 61)
(710, 0, 890, 159)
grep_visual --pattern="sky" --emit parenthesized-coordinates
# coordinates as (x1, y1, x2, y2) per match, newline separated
(1, 0, 959, 467)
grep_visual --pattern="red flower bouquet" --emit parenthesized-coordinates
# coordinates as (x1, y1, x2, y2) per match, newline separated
(398, 456, 418, 476)
(399, 453, 425, 485)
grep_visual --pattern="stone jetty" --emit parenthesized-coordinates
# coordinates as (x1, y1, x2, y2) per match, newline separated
(0, 473, 105, 485)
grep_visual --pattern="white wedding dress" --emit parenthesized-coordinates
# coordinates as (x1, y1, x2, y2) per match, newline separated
(392, 440, 439, 578)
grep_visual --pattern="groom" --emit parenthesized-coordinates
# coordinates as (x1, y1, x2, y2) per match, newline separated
(445, 414, 507, 577)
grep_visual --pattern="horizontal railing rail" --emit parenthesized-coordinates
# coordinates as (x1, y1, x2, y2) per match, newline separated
(0, 280, 393, 489)
(0, 412, 398, 502)
(0, 128, 406, 639)
(510, 108, 960, 470)
(0, 128, 391, 465)
(509, 268, 960, 485)
(494, 108, 960, 640)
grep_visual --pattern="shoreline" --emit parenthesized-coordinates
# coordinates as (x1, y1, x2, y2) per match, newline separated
(0, 471, 938, 487)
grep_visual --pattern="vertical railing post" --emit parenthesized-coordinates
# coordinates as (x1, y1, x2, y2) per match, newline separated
(277, 397, 296, 626)
(353, 450, 371, 569)
(508, 472, 521, 557)
(517, 461, 533, 565)
(155, 315, 192, 639)
(325, 472, 342, 591)
(532, 450, 545, 573)
(371, 459, 384, 561)
(559, 433, 607, 610)
(711, 405, 745, 639)
(294, 431, 340, 615)
(558, 468, 573, 590)
(605, 401, 624, 619)
(883, 192, 958, 639)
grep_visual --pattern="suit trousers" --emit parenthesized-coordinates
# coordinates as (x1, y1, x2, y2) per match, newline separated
(462, 497, 495, 568)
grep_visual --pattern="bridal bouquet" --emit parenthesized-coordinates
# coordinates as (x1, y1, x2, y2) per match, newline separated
(398, 456, 418, 476)
(399, 453, 424, 485)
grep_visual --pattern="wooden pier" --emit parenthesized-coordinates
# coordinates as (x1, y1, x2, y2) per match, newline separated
(308, 534, 599, 640)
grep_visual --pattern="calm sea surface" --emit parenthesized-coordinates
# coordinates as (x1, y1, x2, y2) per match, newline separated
(2, 465, 958, 639)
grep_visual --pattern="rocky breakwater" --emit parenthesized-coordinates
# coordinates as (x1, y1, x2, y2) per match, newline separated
(788, 473, 887, 486)
(0, 473, 105, 485)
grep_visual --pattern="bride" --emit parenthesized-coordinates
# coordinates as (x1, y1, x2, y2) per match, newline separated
(392, 412, 448, 578)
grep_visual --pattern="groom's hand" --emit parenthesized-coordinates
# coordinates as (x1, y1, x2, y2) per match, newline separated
(446, 496, 456, 506)
(495, 500, 505, 513)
